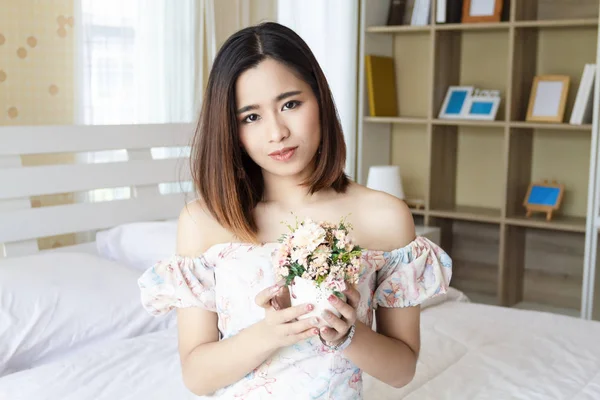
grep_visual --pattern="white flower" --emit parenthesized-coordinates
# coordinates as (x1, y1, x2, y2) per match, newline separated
(291, 247, 311, 267)
(291, 219, 326, 252)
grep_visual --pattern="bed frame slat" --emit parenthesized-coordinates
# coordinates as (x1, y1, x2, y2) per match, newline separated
(0, 123, 194, 155)
(0, 159, 191, 199)
(0, 194, 188, 243)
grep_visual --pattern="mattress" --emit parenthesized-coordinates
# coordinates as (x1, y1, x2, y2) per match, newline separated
(1, 301, 600, 400)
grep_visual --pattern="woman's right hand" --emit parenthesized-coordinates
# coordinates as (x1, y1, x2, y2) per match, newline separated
(254, 282, 321, 350)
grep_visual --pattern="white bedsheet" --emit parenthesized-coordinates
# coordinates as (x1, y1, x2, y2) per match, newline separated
(2, 301, 600, 400)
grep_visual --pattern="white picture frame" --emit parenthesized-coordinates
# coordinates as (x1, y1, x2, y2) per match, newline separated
(438, 86, 474, 119)
(464, 94, 501, 120)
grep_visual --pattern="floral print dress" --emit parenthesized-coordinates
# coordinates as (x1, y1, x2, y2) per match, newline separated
(138, 236, 452, 399)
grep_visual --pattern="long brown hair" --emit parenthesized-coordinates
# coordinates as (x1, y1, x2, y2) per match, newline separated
(191, 22, 349, 243)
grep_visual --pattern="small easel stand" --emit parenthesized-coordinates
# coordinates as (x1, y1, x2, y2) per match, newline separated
(523, 180, 565, 221)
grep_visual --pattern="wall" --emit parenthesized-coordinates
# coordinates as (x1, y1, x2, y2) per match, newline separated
(214, 0, 277, 49)
(0, 0, 76, 249)
(0, 0, 75, 126)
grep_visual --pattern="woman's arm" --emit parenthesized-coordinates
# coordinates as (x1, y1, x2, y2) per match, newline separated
(344, 306, 420, 388)
(321, 191, 421, 387)
(177, 307, 271, 395)
(175, 202, 320, 396)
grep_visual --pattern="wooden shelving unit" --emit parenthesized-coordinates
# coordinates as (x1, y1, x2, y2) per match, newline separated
(357, 0, 600, 318)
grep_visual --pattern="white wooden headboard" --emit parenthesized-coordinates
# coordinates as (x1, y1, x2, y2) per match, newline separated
(0, 123, 195, 258)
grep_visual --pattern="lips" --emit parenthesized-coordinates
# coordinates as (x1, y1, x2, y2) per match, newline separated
(269, 146, 297, 161)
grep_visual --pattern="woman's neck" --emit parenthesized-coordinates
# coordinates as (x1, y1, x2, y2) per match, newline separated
(261, 170, 323, 208)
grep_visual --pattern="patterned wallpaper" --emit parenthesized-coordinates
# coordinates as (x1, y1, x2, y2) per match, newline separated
(0, 0, 75, 126)
(0, 0, 76, 249)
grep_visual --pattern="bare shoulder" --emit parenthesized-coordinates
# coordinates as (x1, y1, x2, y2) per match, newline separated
(347, 183, 416, 251)
(176, 199, 234, 256)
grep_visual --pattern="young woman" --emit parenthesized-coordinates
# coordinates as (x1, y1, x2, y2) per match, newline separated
(139, 22, 452, 399)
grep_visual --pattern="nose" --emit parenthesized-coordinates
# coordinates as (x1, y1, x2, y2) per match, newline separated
(268, 114, 290, 143)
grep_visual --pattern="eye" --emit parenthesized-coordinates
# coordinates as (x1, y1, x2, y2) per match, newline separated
(282, 100, 301, 111)
(242, 114, 260, 124)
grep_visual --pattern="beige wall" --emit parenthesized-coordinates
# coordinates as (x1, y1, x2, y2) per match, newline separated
(0, 0, 76, 249)
(214, 0, 277, 48)
(0, 0, 75, 127)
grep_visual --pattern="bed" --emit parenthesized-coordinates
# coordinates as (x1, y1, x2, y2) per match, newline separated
(1, 297, 599, 400)
(1, 123, 600, 399)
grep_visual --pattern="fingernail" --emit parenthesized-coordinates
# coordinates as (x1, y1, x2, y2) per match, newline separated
(312, 318, 320, 325)
(306, 304, 314, 311)
(313, 328, 319, 335)
(328, 295, 337, 303)
(321, 327, 328, 334)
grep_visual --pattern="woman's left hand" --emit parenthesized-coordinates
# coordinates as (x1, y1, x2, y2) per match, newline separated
(319, 285, 360, 346)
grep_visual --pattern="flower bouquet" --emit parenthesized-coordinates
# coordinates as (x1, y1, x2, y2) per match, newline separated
(272, 216, 363, 327)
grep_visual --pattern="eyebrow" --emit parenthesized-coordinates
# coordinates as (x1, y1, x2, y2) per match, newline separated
(236, 90, 302, 115)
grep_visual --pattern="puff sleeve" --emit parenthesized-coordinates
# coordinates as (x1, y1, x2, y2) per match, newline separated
(374, 236, 452, 308)
(137, 254, 216, 315)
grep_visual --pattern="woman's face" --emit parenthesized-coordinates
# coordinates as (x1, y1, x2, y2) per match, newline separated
(235, 58, 321, 179)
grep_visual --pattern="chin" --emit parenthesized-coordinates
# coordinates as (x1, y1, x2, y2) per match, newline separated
(264, 161, 313, 178)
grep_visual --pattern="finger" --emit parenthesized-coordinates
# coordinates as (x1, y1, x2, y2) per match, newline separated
(319, 326, 339, 342)
(285, 316, 321, 335)
(288, 327, 320, 345)
(270, 298, 281, 311)
(321, 310, 349, 334)
(343, 285, 361, 308)
(277, 303, 314, 323)
(328, 294, 356, 322)
(255, 283, 284, 308)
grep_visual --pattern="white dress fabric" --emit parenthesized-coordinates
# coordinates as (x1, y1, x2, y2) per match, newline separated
(138, 236, 452, 399)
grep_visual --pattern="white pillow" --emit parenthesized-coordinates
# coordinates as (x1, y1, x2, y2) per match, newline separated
(96, 220, 178, 271)
(0, 252, 175, 377)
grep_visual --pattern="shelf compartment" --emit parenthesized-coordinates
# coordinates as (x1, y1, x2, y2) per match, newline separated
(433, 29, 509, 121)
(392, 32, 432, 118)
(501, 225, 584, 314)
(430, 124, 505, 221)
(509, 23, 598, 122)
(506, 127, 591, 222)
(431, 219, 500, 304)
(364, 116, 428, 124)
(514, 0, 599, 22)
(391, 124, 429, 205)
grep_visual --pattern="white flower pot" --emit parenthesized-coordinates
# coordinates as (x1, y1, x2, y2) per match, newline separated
(289, 276, 346, 328)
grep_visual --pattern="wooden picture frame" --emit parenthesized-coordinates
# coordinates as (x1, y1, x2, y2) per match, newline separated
(526, 75, 570, 123)
(523, 181, 565, 221)
(462, 0, 503, 23)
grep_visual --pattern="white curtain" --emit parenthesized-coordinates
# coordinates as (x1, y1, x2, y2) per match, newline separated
(76, 0, 199, 125)
(277, 0, 359, 180)
(74, 0, 212, 203)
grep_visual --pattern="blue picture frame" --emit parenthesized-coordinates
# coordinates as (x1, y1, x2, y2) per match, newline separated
(464, 94, 501, 120)
(523, 181, 564, 221)
(438, 86, 473, 119)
